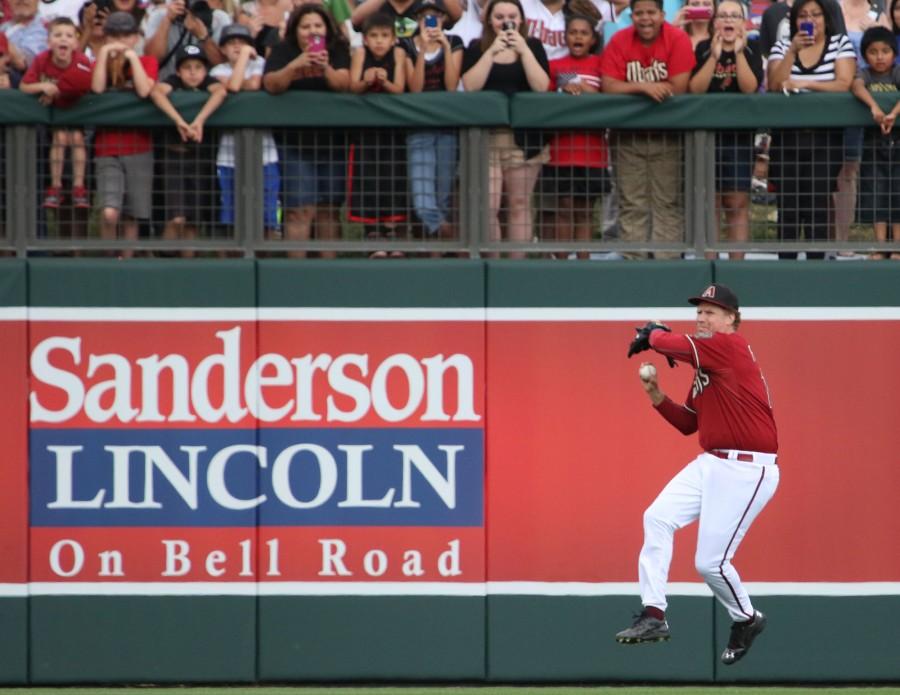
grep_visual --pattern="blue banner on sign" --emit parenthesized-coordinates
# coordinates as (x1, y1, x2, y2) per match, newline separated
(30, 428, 483, 527)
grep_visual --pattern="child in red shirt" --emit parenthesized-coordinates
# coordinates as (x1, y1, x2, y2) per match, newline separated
(545, 14, 608, 259)
(91, 11, 158, 257)
(20, 18, 93, 208)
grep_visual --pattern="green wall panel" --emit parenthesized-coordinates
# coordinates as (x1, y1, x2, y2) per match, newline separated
(257, 260, 485, 308)
(258, 596, 485, 680)
(713, 262, 900, 307)
(0, 260, 26, 306)
(30, 597, 256, 683)
(486, 261, 712, 308)
(28, 259, 256, 308)
(713, 596, 900, 682)
(487, 596, 714, 682)
(0, 599, 27, 684)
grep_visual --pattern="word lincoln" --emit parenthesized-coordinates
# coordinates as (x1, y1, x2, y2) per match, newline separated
(30, 327, 481, 424)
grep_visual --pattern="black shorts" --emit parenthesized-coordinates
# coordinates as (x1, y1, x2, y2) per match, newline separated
(540, 165, 610, 200)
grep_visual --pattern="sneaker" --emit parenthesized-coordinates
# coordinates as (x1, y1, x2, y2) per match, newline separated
(721, 610, 767, 665)
(43, 187, 62, 209)
(615, 610, 671, 644)
(72, 186, 90, 209)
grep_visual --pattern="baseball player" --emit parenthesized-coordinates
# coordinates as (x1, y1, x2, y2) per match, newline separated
(616, 283, 779, 666)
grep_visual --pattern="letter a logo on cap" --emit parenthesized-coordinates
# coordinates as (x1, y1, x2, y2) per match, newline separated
(701, 285, 716, 299)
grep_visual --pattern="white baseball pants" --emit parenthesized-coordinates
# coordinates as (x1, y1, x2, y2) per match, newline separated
(638, 451, 780, 622)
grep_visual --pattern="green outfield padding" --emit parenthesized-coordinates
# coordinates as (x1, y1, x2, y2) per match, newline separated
(713, 596, 900, 682)
(487, 596, 714, 682)
(0, 599, 28, 684)
(28, 259, 256, 308)
(485, 261, 712, 308)
(258, 596, 486, 681)
(30, 597, 256, 683)
(713, 261, 900, 307)
(258, 260, 485, 308)
(0, 260, 26, 306)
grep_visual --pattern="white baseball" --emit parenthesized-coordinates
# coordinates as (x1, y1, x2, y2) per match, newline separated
(639, 364, 657, 381)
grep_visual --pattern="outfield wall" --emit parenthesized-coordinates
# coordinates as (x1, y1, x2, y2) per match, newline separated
(1, 259, 898, 684)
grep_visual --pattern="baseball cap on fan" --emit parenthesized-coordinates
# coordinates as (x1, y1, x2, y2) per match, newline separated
(688, 283, 739, 312)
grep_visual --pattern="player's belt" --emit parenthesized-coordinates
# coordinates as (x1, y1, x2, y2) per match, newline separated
(708, 449, 777, 465)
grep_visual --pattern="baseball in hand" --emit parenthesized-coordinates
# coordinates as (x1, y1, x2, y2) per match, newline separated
(639, 363, 657, 381)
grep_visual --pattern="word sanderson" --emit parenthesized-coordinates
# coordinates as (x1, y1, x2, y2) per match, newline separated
(30, 327, 482, 424)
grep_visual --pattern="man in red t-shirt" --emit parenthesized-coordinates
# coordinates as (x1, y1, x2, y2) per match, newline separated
(600, 0, 694, 258)
(20, 17, 92, 208)
(616, 283, 779, 667)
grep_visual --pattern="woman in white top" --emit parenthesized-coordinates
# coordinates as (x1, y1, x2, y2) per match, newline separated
(767, 0, 856, 258)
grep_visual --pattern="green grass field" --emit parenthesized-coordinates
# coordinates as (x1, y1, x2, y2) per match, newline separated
(0, 688, 898, 695)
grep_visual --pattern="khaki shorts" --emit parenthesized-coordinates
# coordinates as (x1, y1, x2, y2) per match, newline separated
(489, 128, 550, 170)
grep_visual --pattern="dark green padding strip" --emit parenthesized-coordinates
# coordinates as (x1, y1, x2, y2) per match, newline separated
(0, 600, 27, 684)
(486, 260, 712, 308)
(714, 596, 900, 682)
(258, 596, 485, 680)
(0, 260, 26, 307)
(258, 260, 485, 308)
(29, 596, 256, 683)
(714, 262, 900, 306)
(52, 91, 510, 128)
(0, 91, 51, 125)
(28, 259, 255, 308)
(487, 596, 714, 681)
(510, 92, 895, 130)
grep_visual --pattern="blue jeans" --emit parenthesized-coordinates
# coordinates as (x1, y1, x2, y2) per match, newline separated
(406, 130, 457, 235)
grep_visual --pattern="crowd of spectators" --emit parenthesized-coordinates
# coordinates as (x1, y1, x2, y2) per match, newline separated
(3, 0, 900, 258)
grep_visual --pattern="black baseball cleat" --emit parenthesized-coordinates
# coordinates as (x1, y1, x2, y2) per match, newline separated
(615, 611, 671, 644)
(721, 610, 767, 665)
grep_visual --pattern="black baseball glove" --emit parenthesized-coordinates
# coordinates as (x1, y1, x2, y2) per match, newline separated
(627, 321, 676, 367)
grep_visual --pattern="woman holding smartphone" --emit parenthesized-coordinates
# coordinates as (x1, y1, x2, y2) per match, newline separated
(263, 4, 350, 257)
(767, 0, 856, 258)
(461, 0, 549, 257)
(675, 0, 715, 50)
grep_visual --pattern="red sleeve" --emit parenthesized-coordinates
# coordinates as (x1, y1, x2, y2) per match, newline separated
(0, 33, 9, 56)
(665, 24, 696, 76)
(650, 330, 735, 371)
(654, 395, 698, 435)
(21, 51, 45, 84)
(140, 55, 159, 80)
(648, 329, 697, 366)
(599, 31, 627, 80)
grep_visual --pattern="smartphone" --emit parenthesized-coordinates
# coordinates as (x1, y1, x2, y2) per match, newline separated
(800, 20, 814, 36)
(501, 19, 515, 31)
(309, 34, 325, 52)
(424, 14, 438, 28)
(685, 6, 712, 20)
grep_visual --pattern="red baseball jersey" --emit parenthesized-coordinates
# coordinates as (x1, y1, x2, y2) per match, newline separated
(599, 22, 695, 83)
(22, 50, 93, 108)
(649, 330, 778, 454)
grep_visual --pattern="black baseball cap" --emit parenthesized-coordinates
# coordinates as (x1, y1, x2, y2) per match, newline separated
(688, 283, 740, 312)
(175, 44, 210, 69)
(104, 11, 138, 35)
(219, 23, 254, 46)
(412, 0, 449, 15)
